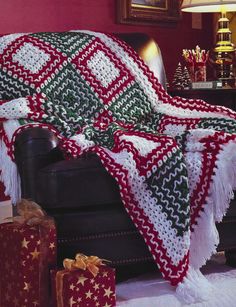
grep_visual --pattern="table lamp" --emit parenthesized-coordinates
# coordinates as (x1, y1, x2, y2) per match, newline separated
(181, 0, 236, 86)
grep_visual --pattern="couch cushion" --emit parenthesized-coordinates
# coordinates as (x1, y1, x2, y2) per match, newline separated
(37, 153, 121, 210)
(51, 207, 153, 267)
(52, 206, 136, 237)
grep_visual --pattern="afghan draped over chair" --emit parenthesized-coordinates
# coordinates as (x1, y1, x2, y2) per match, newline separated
(1, 31, 236, 303)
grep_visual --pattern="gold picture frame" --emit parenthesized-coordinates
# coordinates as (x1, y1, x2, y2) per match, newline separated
(117, 0, 181, 25)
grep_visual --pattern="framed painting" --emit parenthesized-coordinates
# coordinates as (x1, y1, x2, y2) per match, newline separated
(117, 0, 181, 25)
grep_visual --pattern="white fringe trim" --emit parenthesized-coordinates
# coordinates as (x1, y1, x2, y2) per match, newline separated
(190, 199, 219, 269)
(190, 141, 236, 269)
(211, 140, 236, 222)
(176, 266, 214, 304)
(0, 139, 21, 204)
(0, 120, 21, 204)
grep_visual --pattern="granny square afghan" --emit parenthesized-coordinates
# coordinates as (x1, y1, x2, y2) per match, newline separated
(1, 30, 236, 303)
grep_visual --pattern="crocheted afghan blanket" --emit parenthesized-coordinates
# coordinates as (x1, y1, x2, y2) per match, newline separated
(1, 31, 236, 303)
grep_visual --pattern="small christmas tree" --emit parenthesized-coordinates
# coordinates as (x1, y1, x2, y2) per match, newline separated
(171, 63, 184, 89)
(182, 66, 191, 89)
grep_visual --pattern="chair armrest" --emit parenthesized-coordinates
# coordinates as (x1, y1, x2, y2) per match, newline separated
(14, 127, 64, 200)
(115, 32, 167, 89)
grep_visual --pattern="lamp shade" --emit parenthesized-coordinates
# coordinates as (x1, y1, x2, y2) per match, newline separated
(181, 0, 236, 12)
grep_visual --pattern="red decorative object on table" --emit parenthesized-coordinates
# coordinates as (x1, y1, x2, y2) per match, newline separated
(183, 45, 209, 82)
(0, 199, 57, 307)
(51, 253, 116, 307)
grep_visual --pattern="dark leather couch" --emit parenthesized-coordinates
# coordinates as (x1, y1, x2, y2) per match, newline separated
(14, 33, 236, 275)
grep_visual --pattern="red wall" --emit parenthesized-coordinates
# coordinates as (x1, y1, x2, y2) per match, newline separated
(0, 0, 213, 79)
(0, 0, 213, 201)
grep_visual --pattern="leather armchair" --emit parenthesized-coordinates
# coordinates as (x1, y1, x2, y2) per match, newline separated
(14, 33, 236, 276)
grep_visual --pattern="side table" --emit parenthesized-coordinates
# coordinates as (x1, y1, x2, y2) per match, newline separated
(168, 88, 236, 111)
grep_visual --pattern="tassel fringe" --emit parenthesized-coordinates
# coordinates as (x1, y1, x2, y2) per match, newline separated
(190, 199, 219, 269)
(176, 267, 214, 304)
(0, 139, 21, 204)
(189, 141, 236, 270)
(0, 120, 21, 204)
(211, 141, 236, 222)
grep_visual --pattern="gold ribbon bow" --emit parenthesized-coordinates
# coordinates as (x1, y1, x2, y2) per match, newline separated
(6, 198, 52, 227)
(63, 253, 109, 277)
(55, 253, 109, 307)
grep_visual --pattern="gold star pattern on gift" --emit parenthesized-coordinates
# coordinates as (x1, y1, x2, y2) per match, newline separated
(93, 283, 100, 290)
(0, 221, 57, 307)
(23, 282, 31, 292)
(102, 271, 108, 277)
(76, 274, 88, 286)
(104, 303, 111, 307)
(85, 289, 93, 299)
(21, 237, 30, 249)
(69, 296, 76, 306)
(30, 248, 40, 260)
(104, 287, 113, 298)
(49, 242, 55, 249)
(95, 302, 100, 307)
(69, 283, 75, 290)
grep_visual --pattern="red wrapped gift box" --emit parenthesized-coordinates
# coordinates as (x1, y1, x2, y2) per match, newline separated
(0, 219, 57, 307)
(51, 265, 116, 307)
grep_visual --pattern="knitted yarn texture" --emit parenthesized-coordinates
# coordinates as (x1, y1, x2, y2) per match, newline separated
(1, 31, 236, 303)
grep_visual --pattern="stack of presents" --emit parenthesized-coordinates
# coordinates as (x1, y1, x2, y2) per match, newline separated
(0, 199, 116, 307)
